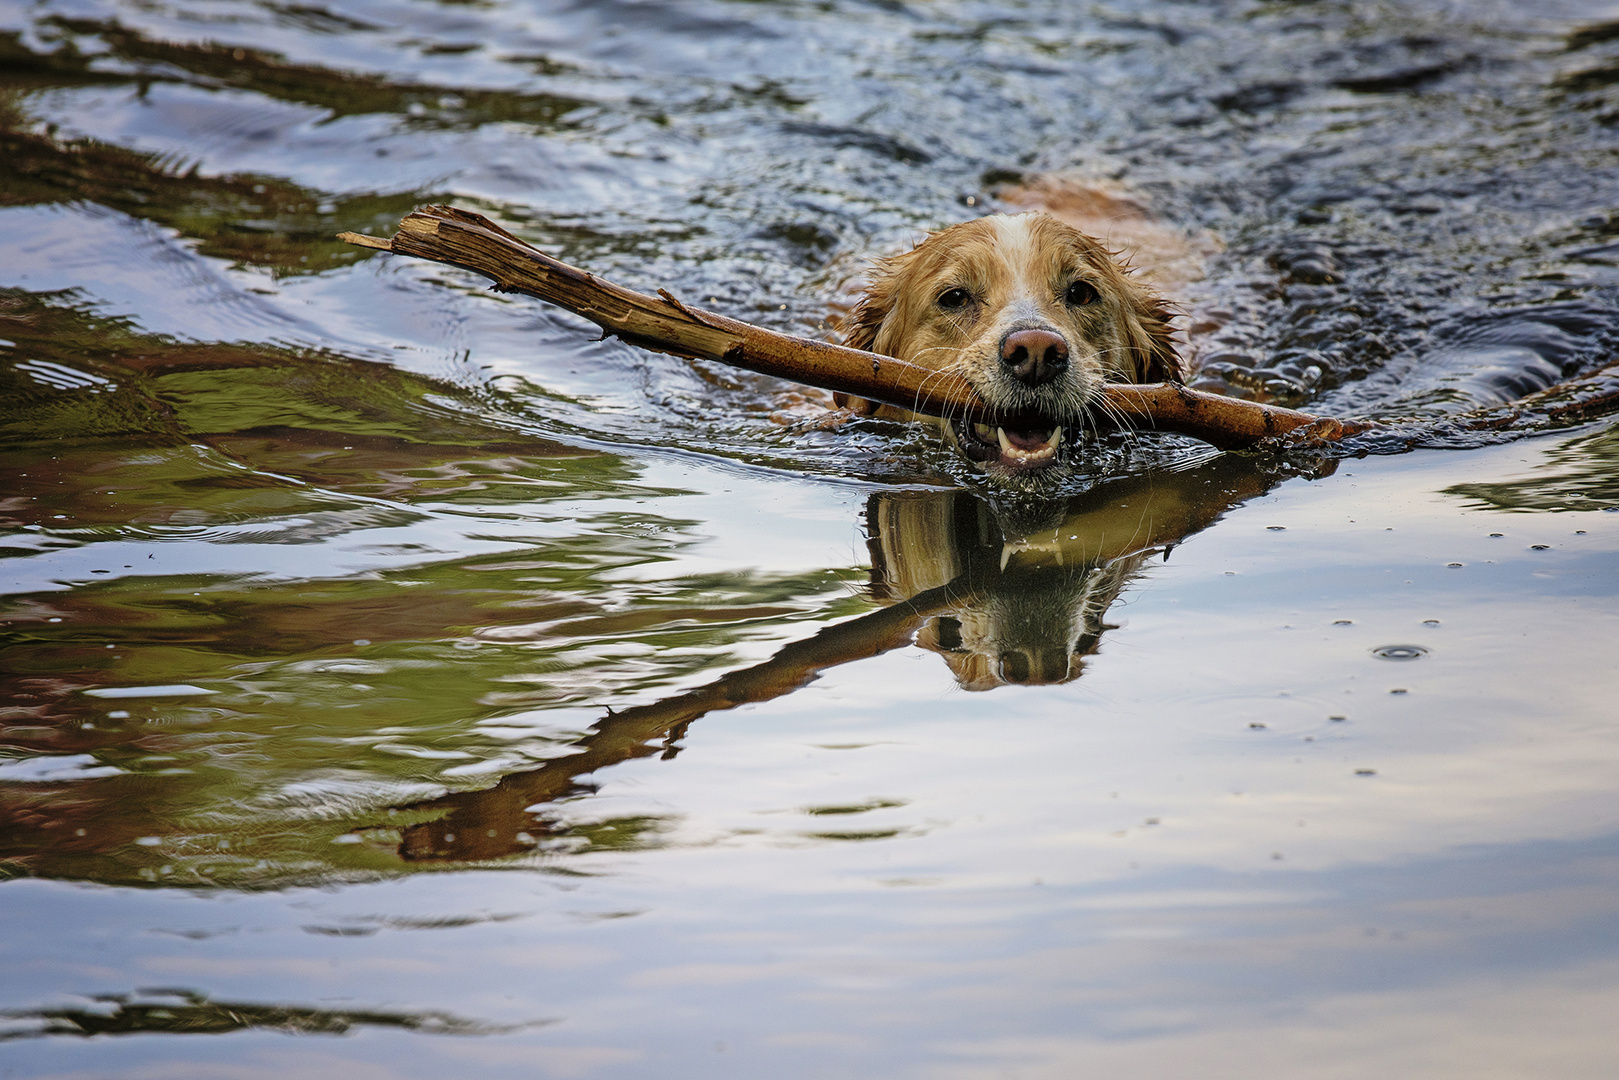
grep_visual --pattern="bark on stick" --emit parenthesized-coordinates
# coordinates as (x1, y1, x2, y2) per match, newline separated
(340, 205, 1368, 449)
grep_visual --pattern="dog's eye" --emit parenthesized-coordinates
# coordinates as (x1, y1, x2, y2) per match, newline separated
(1064, 280, 1100, 307)
(937, 287, 972, 310)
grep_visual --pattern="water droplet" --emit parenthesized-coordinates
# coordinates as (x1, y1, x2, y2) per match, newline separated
(1373, 644, 1428, 660)
(1389, 688, 1409, 695)
(1249, 722, 1268, 729)
(1446, 562, 1464, 568)
(1422, 619, 1440, 627)
(1329, 715, 1347, 722)
(1355, 768, 1377, 776)
(1266, 525, 1286, 531)
(1333, 619, 1353, 625)
(1529, 544, 1549, 551)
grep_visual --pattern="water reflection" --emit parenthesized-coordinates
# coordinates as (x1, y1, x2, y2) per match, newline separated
(396, 454, 1284, 862)
(0, 987, 533, 1040)
(868, 456, 1281, 689)
(5, 0, 1619, 1071)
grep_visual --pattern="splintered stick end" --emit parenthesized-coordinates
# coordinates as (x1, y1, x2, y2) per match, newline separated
(338, 232, 394, 250)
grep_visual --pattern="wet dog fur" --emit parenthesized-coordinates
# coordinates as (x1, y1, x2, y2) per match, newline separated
(835, 207, 1186, 484)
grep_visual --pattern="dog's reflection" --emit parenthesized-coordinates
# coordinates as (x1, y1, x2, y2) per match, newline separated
(390, 454, 1283, 861)
(868, 492, 1141, 689)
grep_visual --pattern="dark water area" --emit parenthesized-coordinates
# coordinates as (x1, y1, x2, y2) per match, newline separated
(4, 0, 1619, 1076)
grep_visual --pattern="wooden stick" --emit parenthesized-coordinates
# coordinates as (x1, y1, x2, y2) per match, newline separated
(340, 206, 1369, 448)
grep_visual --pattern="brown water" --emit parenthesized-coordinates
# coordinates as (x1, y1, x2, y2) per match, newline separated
(4, 0, 1619, 1076)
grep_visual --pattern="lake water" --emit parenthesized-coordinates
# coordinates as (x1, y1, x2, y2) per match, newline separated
(3, 0, 1619, 1076)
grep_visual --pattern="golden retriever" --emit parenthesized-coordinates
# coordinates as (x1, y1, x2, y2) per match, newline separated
(835, 186, 1200, 482)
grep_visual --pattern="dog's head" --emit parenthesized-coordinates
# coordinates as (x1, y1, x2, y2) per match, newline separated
(843, 213, 1179, 480)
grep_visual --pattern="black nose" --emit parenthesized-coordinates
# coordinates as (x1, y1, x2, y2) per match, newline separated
(999, 328, 1069, 386)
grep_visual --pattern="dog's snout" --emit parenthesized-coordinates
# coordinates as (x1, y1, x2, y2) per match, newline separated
(999, 328, 1069, 386)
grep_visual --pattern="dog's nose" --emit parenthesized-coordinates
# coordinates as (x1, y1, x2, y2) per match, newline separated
(999, 328, 1069, 386)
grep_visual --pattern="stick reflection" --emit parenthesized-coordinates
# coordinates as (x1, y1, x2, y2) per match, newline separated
(395, 453, 1290, 861)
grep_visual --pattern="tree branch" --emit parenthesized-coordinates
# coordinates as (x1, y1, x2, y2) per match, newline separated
(340, 205, 1369, 449)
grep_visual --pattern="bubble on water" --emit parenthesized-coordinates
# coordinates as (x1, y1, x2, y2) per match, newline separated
(1373, 645, 1428, 660)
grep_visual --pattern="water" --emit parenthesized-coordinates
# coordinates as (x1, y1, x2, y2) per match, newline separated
(3, 0, 1619, 1075)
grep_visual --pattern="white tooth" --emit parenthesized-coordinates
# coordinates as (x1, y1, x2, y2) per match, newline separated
(996, 427, 1013, 453)
(1000, 544, 1014, 572)
(1051, 427, 1063, 447)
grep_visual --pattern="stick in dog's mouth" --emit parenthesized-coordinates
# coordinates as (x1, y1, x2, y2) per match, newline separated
(835, 211, 1184, 480)
(340, 204, 1370, 458)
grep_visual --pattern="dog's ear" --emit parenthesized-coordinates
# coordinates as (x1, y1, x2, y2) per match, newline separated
(842, 265, 896, 355)
(835, 260, 903, 415)
(1129, 294, 1183, 384)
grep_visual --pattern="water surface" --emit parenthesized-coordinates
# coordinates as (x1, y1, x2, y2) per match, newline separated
(4, 0, 1619, 1076)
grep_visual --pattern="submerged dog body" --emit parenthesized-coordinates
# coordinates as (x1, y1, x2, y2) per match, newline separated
(838, 212, 1181, 481)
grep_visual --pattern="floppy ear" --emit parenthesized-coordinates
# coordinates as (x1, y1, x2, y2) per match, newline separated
(841, 263, 897, 354)
(1127, 294, 1183, 384)
(834, 260, 902, 414)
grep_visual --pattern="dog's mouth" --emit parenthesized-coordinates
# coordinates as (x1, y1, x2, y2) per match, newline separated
(951, 418, 1065, 472)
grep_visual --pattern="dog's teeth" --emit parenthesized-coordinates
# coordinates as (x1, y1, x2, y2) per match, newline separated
(1051, 427, 1062, 447)
(996, 427, 1013, 453)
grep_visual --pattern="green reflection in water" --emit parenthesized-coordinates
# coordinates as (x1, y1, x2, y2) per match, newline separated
(0, 89, 424, 277)
(0, 292, 874, 887)
(1445, 423, 1619, 512)
(2, 348, 1276, 889)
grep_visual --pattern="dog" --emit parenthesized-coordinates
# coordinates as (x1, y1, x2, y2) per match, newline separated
(833, 184, 1206, 483)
